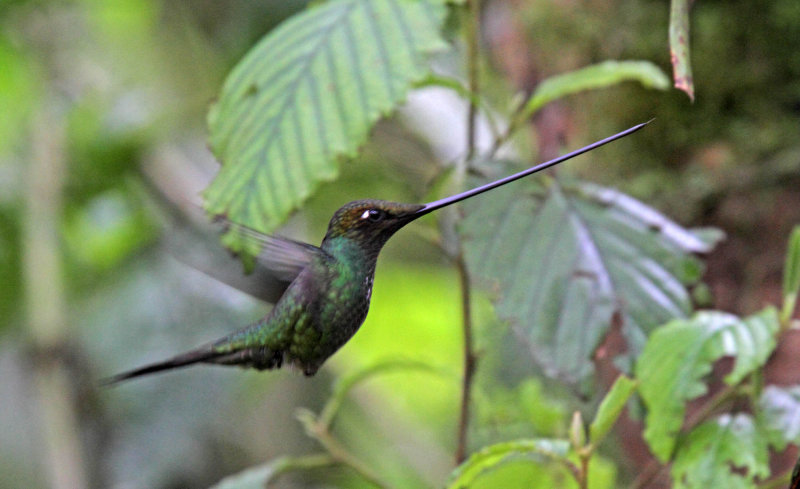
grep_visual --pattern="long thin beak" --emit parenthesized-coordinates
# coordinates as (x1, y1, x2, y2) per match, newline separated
(414, 120, 652, 217)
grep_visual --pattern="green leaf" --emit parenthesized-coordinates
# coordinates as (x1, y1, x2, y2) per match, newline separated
(758, 385, 800, 451)
(521, 61, 669, 120)
(636, 308, 779, 461)
(205, 0, 448, 252)
(589, 375, 638, 446)
(782, 226, 800, 323)
(785, 226, 800, 297)
(209, 455, 335, 489)
(459, 174, 719, 384)
(669, 0, 695, 101)
(446, 439, 570, 489)
(671, 414, 768, 489)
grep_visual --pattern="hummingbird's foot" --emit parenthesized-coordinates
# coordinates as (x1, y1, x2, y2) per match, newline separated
(213, 347, 284, 371)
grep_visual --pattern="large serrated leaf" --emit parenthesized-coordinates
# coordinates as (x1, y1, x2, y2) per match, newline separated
(458, 172, 720, 384)
(205, 0, 448, 252)
(446, 438, 570, 489)
(671, 414, 768, 489)
(636, 308, 779, 461)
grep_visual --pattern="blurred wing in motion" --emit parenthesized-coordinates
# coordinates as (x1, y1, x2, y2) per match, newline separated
(215, 218, 322, 282)
(164, 208, 324, 304)
(137, 157, 324, 303)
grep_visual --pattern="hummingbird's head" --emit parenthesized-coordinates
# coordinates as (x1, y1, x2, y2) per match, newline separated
(323, 199, 425, 248)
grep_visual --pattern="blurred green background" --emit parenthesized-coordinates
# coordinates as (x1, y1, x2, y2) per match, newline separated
(1, 0, 799, 488)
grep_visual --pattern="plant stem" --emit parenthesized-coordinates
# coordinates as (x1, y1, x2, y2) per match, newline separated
(628, 460, 664, 489)
(455, 256, 476, 464)
(578, 453, 590, 489)
(316, 433, 390, 489)
(683, 383, 740, 432)
(454, 0, 481, 466)
(25, 107, 88, 489)
(563, 459, 582, 485)
(300, 413, 394, 489)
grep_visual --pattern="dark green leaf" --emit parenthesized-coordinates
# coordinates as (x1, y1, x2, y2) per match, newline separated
(671, 414, 768, 489)
(446, 439, 570, 489)
(636, 308, 779, 461)
(205, 0, 448, 253)
(589, 375, 638, 446)
(459, 174, 719, 384)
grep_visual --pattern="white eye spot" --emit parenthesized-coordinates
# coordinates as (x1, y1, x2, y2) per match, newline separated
(360, 210, 371, 220)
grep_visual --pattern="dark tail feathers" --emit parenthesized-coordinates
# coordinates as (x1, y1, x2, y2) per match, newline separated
(102, 347, 224, 386)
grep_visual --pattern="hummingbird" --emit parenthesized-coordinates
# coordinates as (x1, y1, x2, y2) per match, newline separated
(105, 122, 649, 384)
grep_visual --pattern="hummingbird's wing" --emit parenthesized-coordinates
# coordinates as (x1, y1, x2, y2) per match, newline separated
(164, 211, 327, 304)
(135, 163, 326, 304)
(220, 219, 325, 282)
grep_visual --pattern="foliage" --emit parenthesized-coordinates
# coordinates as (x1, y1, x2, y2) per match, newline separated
(636, 309, 778, 461)
(758, 386, 800, 451)
(445, 438, 571, 489)
(671, 414, 769, 489)
(195, 0, 800, 484)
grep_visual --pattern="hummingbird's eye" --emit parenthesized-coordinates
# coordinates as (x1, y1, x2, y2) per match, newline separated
(360, 209, 385, 222)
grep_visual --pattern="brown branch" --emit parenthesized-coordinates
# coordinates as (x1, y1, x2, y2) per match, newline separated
(455, 256, 477, 464)
(454, 0, 482, 466)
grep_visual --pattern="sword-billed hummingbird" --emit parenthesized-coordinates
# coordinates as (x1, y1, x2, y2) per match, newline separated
(105, 122, 649, 384)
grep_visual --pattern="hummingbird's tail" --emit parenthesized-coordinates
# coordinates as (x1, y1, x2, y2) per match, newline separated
(101, 346, 227, 385)
(102, 341, 287, 385)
